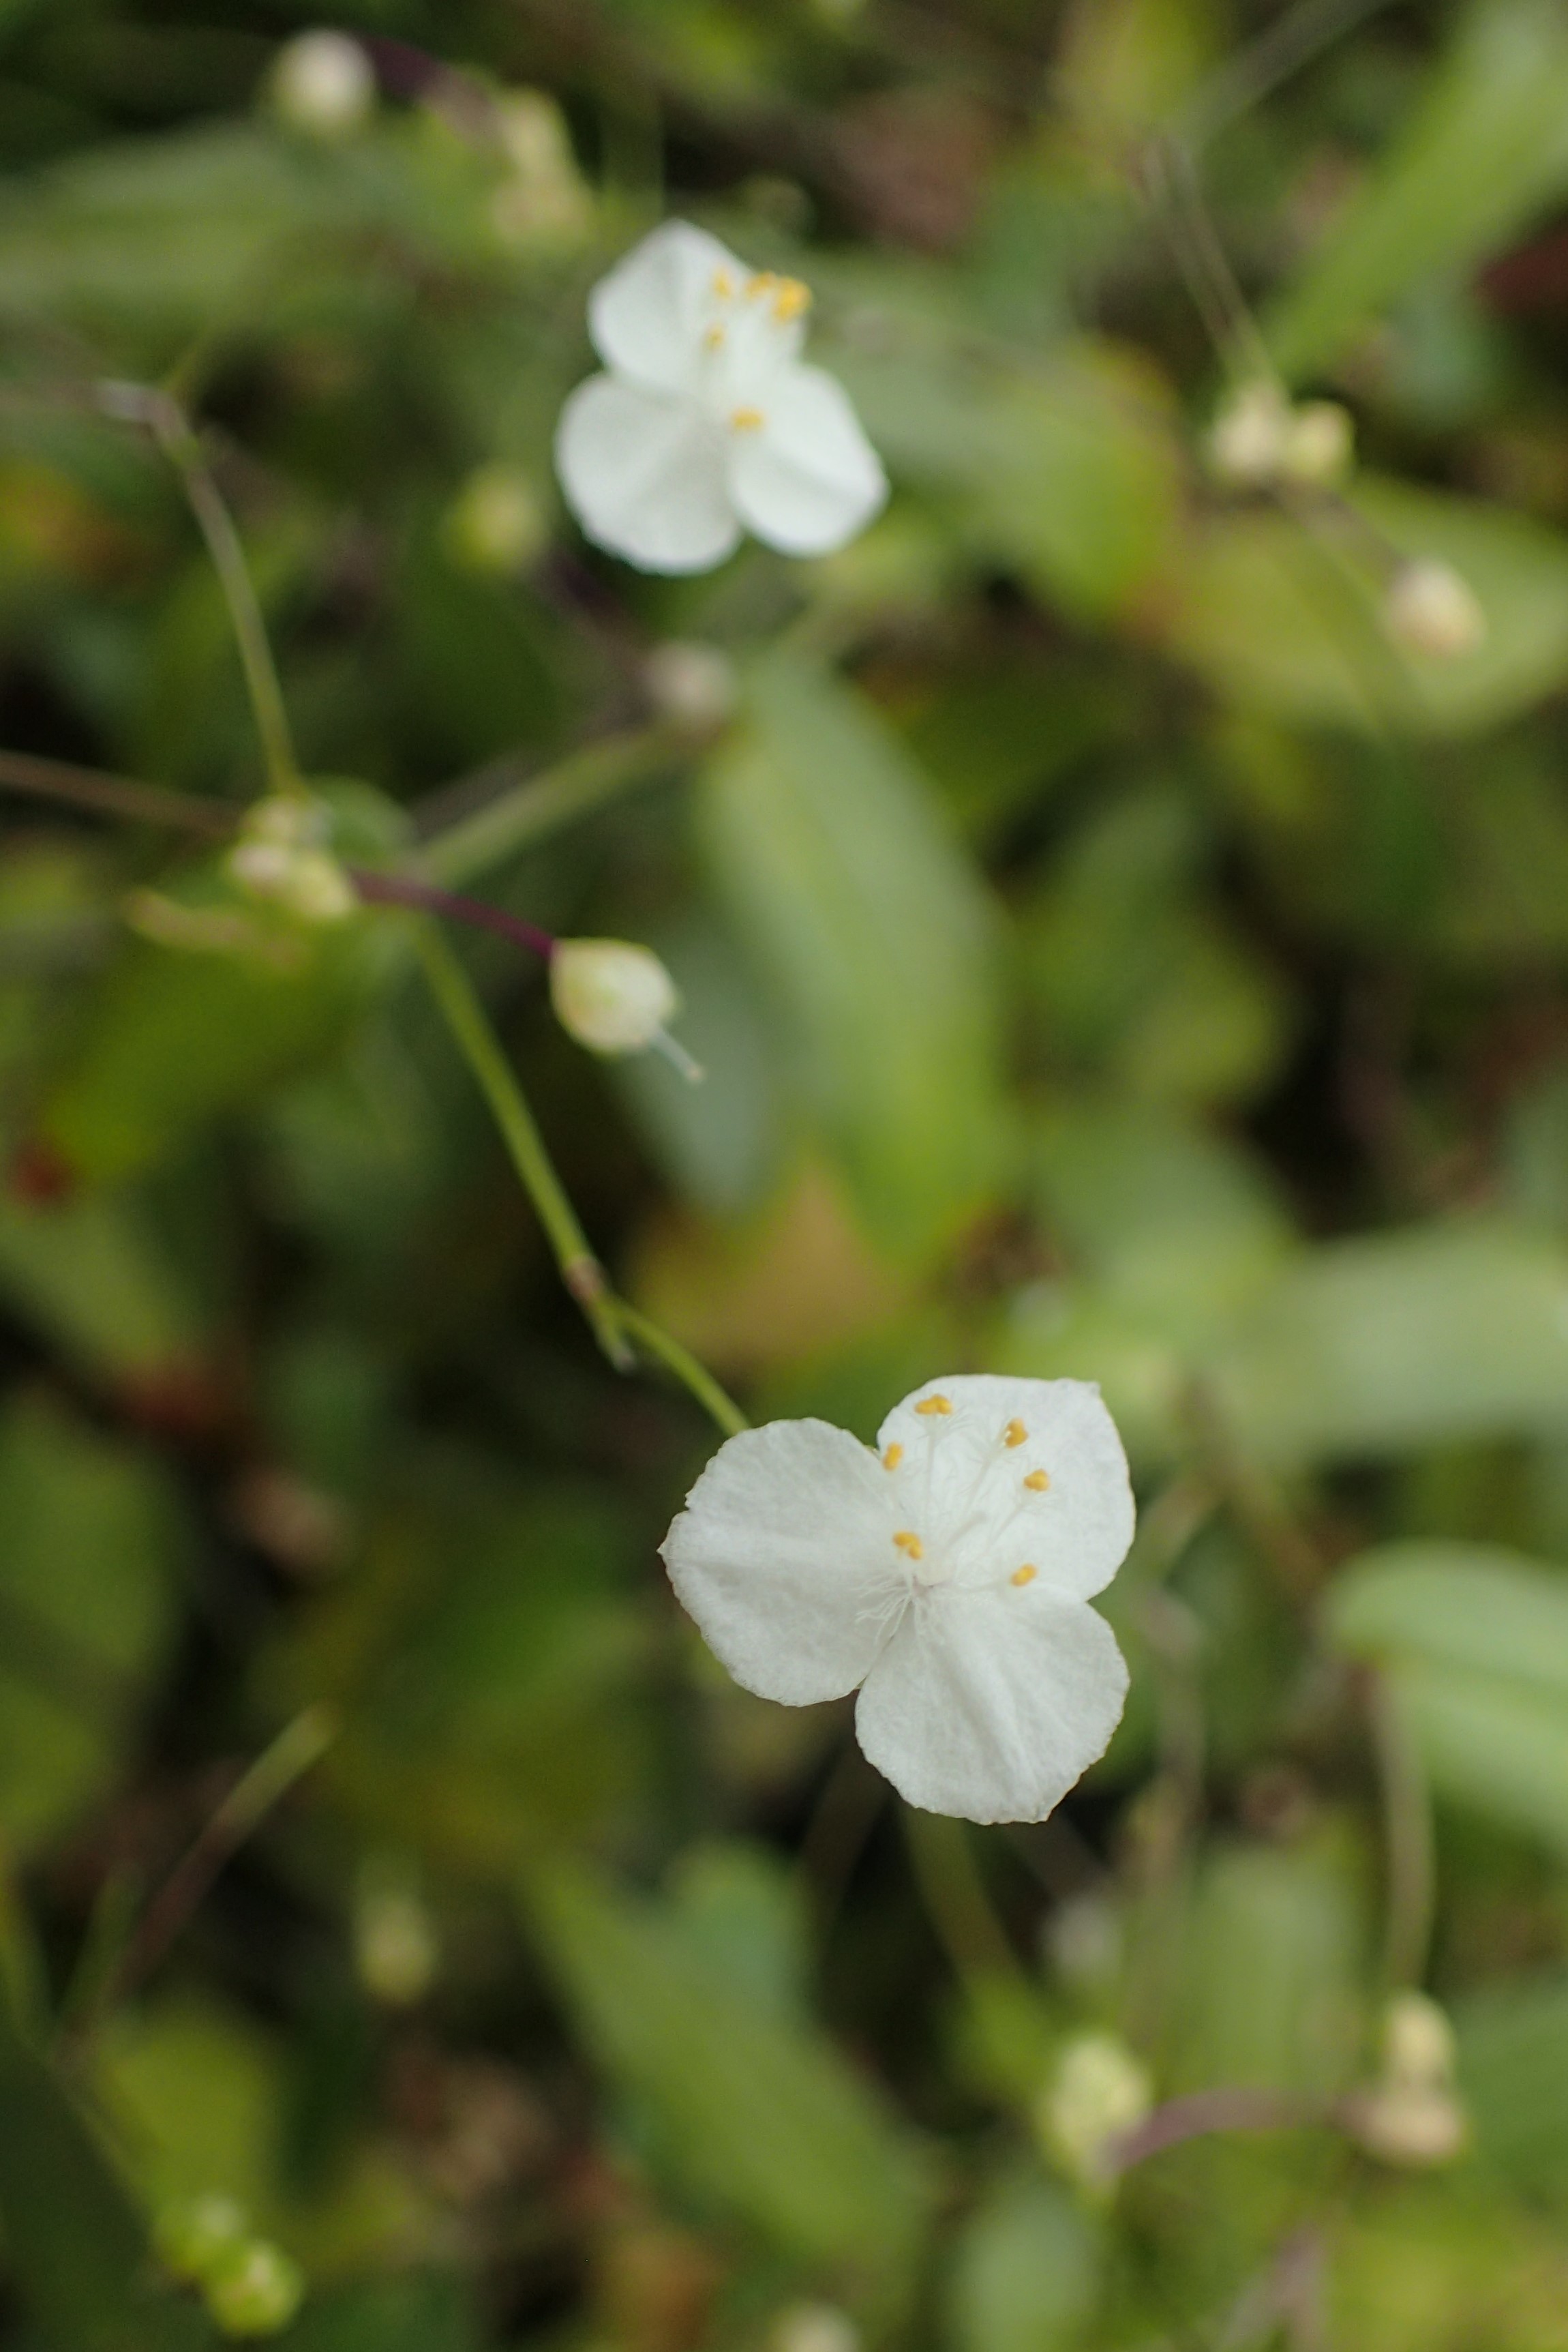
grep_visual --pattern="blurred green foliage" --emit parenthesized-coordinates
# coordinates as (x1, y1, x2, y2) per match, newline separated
(4, 2, 1568, 2349)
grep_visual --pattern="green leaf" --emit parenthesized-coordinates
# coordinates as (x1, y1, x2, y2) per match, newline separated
(969, 344, 1183, 623)
(1170, 478, 1568, 738)
(944, 2170, 1101, 2352)
(522, 1859, 934, 2294)
(1265, 0, 1568, 383)
(1457, 1971, 1568, 2197)
(0, 1993, 212, 2352)
(275, 2274, 481, 2352)
(1328, 1545, 1568, 1856)
(0, 1391, 182, 1858)
(1212, 1220, 1568, 1465)
(697, 651, 1004, 1262)
(0, 1185, 211, 1391)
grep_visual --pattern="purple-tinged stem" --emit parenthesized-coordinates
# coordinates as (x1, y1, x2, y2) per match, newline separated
(350, 869, 555, 964)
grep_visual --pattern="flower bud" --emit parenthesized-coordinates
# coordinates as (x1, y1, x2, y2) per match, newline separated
(770, 2305, 860, 2352)
(1207, 381, 1291, 488)
(1344, 1990, 1468, 2169)
(550, 938, 680, 1057)
(1280, 399, 1354, 486)
(227, 797, 357, 925)
(489, 91, 592, 250)
(203, 2240, 305, 2338)
(643, 640, 738, 730)
(269, 31, 375, 140)
(355, 1855, 438, 2006)
(1383, 558, 1486, 659)
(155, 2192, 249, 2284)
(1037, 2029, 1151, 2190)
(443, 463, 548, 576)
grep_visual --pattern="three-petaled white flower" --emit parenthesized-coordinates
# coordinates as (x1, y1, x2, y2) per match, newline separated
(555, 220, 888, 575)
(661, 1375, 1133, 1823)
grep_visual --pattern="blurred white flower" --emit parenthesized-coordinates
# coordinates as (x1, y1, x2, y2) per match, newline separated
(661, 1375, 1132, 1822)
(269, 31, 375, 140)
(642, 639, 738, 728)
(550, 937, 700, 1077)
(1383, 556, 1486, 659)
(770, 2305, 861, 2352)
(1207, 379, 1353, 490)
(1039, 2029, 1152, 2189)
(556, 220, 888, 574)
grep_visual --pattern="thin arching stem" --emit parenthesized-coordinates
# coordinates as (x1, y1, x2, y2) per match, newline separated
(99, 380, 303, 800)
(1371, 1670, 1436, 1992)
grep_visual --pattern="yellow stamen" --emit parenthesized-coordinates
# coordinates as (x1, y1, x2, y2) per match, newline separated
(883, 1443, 904, 1470)
(771, 277, 811, 323)
(1024, 1470, 1051, 1492)
(1004, 1418, 1027, 1448)
(893, 1530, 924, 1560)
(745, 271, 779, 299)
(729, 406, 766, 431)
(712, 269, 734, 299)
(704, 324, 727, 351)
(1012, 1564, 1038, 1587)
(915, 1395, 952, 1416)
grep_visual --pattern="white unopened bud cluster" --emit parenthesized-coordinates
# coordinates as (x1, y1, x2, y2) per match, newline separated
(227, 797, 357, 925)
(1207, 379, 1354, 492)
(550, 938, 701, 1080)
(1382, 557, 1487, 660)
(269, 30, 375, 141)
(1344, 1989, 1468, 2169)
(1036, 2029, 1152, 2192)
(642, 640, 738, 730)
(155, 2194, 304, 2337)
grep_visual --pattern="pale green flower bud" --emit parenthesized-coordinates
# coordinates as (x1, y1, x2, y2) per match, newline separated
(1280, 399, 1354, 486)
(444, 463, 548, 576)
(269, 31, 375, 140)
(355, 1854, 439, 2006)
(228, 798, 357, 925)
(551, 938, 698, 1076)
(1038, 2029, 1152, 2190)
(1207, 381, 1291, 488)
(1383, 558, 1486, 659)
(154, 2192, 248, 2283)
(770, 2305, 860, 2352)
(643, 640, 738, 729)
(1345, 1990, 1468, 2169)
(204, 2240, 305, 2338)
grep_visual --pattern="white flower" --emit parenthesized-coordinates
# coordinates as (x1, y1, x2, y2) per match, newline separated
(660, 1375, 1133, 1823)
(555, 220, 888, 574)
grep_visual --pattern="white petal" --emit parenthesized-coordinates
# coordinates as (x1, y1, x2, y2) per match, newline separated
(855, 1586, 1128, 1823)
(555, 375, 741, 575)
(725, 364, 888, 557)
(877, 1375, 1133, 1602)
(661, 1419, 901, 1705)
(588, 219, 747, 396)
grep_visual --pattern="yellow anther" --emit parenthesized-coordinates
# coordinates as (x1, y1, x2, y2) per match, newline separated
(729, 406, 766, 432)
(915, 1395, 952, 1416)
(703, 324, 727, 351)
(1012, 1564, 1038, 1588)
(893, 1530, 924, 1560)
(883, 1443, 904, 1471)
(1004, 1418, 1027, 1448)
(1024, 1470, 1051, 1492)
(745, 270, 779, 299)
(771, 277, 811, 323)
(712, 269, 734, 299)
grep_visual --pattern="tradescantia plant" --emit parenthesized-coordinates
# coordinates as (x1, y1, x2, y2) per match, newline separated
(7, 7, 1568, 2352)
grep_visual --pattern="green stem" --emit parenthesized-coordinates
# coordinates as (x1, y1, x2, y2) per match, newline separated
(1372, 1671, 1436, 1991)
(612, 1299, 749, 1438)
(415, 927, 749, 1436)
(416, 927, 633, 1370)
(104, 381, 302, 799)
(903, 1809, 1022, 1989)
(420, 723, 693, 889)
(89, 1706, 336, 2025)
